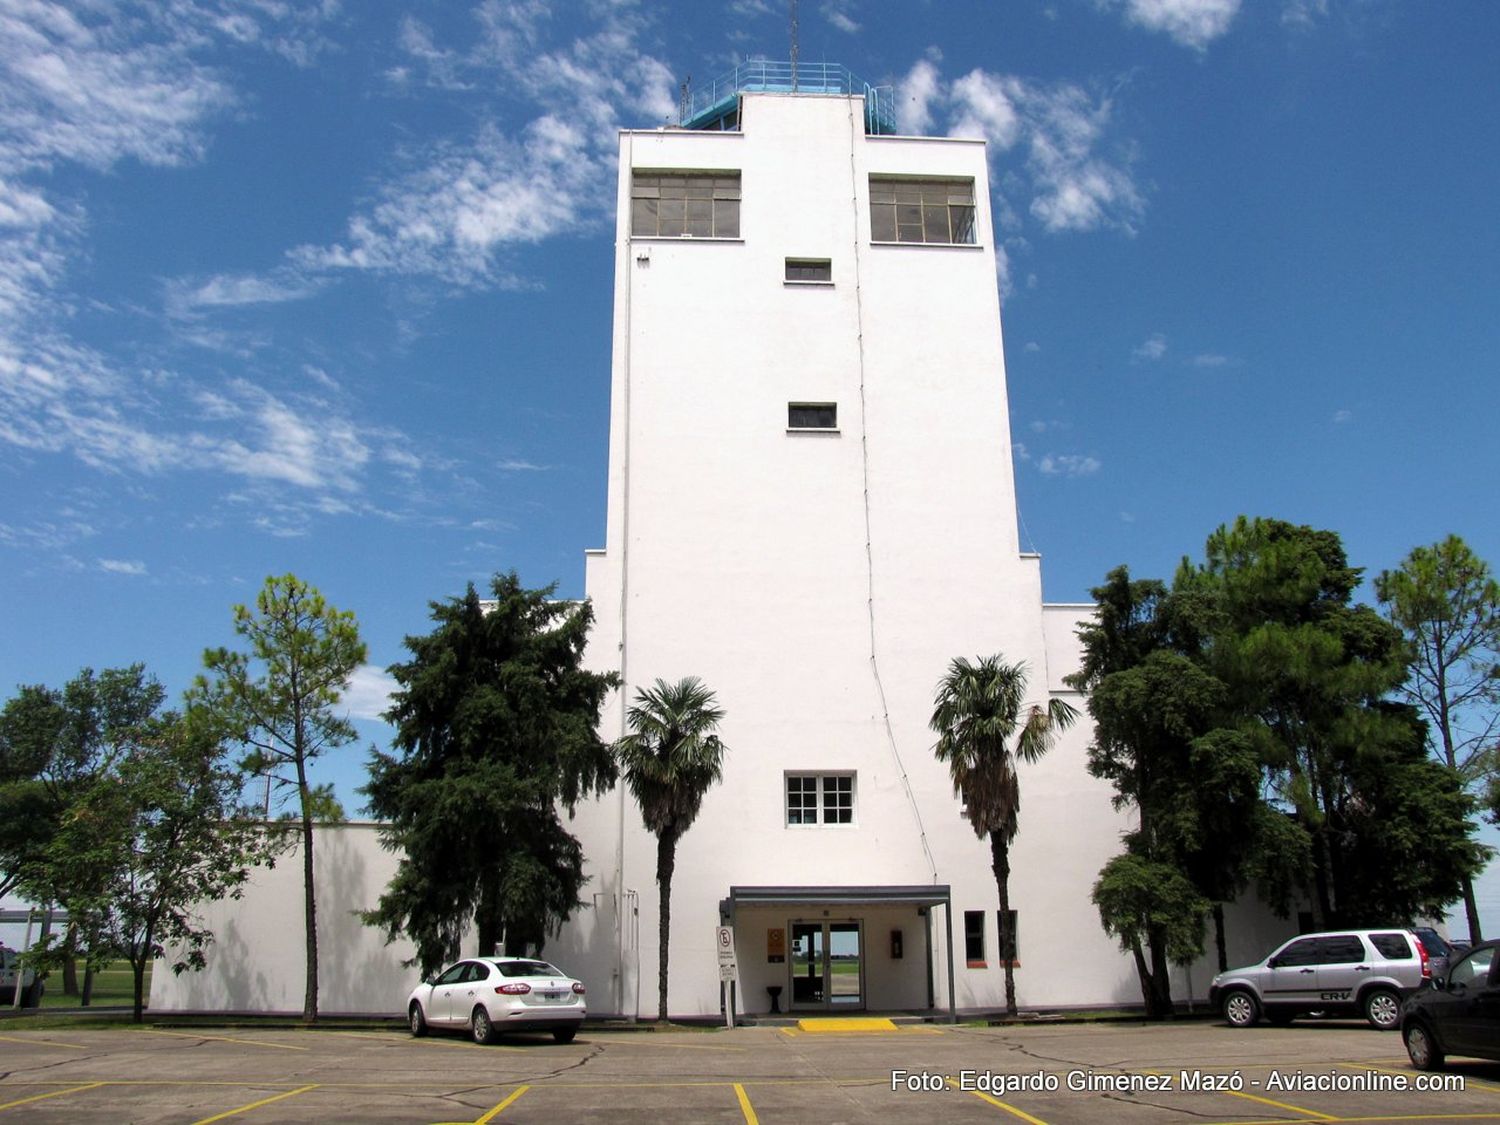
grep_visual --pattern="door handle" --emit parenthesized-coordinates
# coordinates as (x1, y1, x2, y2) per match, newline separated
(1355, 966, 1371, 972)
(1300, 968, 1314, 974)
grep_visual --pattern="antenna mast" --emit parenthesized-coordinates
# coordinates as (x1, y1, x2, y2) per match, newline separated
(790, 0, 799, 92)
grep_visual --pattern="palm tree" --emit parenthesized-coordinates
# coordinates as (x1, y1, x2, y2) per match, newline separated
(615, 677, 728, 1023)
(931, 655, 1077, 1016)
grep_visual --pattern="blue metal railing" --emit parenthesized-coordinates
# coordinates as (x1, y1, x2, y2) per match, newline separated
(679, 61, 897, 135)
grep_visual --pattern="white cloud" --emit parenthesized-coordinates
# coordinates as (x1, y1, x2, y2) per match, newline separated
(497, 458, 548, 472)
(1103, 0, 1242, 49)
(1133, 332, 1168, 361)
(900, 58, 1144, 236)
(1024, 341, 1041, 353)
(165, 271, 318, 319)
(1282, 0, 1329, 30)
(1038, 453, 1102, 477)
(1190, 352, 1231, 367)
(0, 337, 380, 493)
(1332, 408, 1352, 424)
(343, 663, 398, 722)
(896, 56, 942, 136)
(820, 0, 861, 34)
(1013, 441, 1031, 462)
(97, 558, 146, 576)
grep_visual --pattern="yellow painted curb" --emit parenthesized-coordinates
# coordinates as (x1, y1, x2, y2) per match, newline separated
(795, 1017, 898, 1033)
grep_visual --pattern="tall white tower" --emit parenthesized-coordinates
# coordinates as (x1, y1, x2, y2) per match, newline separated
(558, 64, 1130, 1019)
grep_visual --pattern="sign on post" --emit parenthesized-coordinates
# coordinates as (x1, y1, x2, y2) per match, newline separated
(716, 926, 737, 1028)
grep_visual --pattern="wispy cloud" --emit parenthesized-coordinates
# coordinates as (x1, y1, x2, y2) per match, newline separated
(1133, 332, 1168, 361)
(1100, 0, 1242, 50)
(1038, 453, 1102, 477)
(343, 663, 398, 722)
(1332, 408, 1352, 424)
(97, 558, 147, 576)
(1189, 352, 1232, 368)
(165, 271, 320, 319)
(821, 1, 861, 34)
(298, 6, 675, 288)
(899, 59, 1144, 236)
(497, 458, 548, 472)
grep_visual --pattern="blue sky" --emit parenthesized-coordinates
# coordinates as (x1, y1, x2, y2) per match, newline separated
(3, 2, 1499, 927)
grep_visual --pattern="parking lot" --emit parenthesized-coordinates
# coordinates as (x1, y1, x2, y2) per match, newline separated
(3, 1018, 1500, 1123)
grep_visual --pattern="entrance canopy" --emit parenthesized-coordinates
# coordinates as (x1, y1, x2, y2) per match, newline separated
(727, 885, 950, 909)
(723, 885, 956, 1021)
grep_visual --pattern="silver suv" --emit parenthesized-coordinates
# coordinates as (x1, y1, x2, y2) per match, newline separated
(1210, 929, 1432, 1030)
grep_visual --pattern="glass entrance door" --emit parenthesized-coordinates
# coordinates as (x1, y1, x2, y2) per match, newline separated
(790, 920, 863, 1010)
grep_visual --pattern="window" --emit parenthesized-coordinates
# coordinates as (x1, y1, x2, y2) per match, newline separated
(964, 911, 985, 967)
(1370, 933, 1415, 960)
(785, 258, 832, 282)
(869, 177, 976, 244)
(997, 909, 1018, 964)
(788, 402, 837, 430)
(785, 773, 855, 825)
(1272, 938, 1322, 967)
(631, 171, 740, 238)
(1317, 936, 1367, 964)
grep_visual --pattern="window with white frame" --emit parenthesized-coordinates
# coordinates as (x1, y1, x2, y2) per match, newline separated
(868, 177, 977, 245)
(785, 773, 855, 825)
(631, 171, 741, 238)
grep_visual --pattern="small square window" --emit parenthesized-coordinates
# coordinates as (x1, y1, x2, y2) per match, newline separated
(785, 258, 832, 283)
(788, 402, 836, 430)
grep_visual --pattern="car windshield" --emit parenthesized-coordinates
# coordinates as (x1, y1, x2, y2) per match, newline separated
(496, 960, 562, 978)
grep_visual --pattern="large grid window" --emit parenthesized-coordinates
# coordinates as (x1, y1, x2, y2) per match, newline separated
(631, 171, 741, 238)
(869, 177, 976, 245)
(786, 773, 855, 825)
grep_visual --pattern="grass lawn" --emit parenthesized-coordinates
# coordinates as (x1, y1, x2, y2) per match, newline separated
(33, 961, 151, 1009)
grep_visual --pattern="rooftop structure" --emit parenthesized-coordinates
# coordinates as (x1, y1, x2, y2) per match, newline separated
(679, 60, 896, 134)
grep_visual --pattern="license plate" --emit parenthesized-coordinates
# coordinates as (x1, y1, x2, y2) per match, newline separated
(544, 991, 565, 1001)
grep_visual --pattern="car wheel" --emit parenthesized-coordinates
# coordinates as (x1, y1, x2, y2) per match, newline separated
(472, 1005, 498, 1045)
(1364, 988, 1401, 1031)
(1405, 1022, 1445, 1071)
(552, 1026, 577, 1044)
(1223, 989, 1260, 1028)
(409, 1002, 428, 1038)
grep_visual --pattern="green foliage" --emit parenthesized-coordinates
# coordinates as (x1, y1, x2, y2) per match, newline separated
(931, 654, 1075, 1016)
(1092, 851, 1210, 967)
(616, 677, 728, 838)
(21, 711, 271, 1022)
(363, 573, 618, 978)
(616, 675, 728, 1023)
(0, 667, 168, 901)
(1374, 535, 1500, 938)
(189, 574, 365, 1022)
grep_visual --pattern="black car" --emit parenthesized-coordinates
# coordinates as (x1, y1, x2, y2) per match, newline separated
(1401, 940, 1500, 1070)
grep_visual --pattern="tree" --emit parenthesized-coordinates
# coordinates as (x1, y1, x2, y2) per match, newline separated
(0, 666, 169, 996)
(1375, 535, 1500, 940)
(1184, 517, 1482, 927)
(1092, 850, 1209, 1009)
(615, 677, 728, 1023)
(1068, 567, 1262, 994)
(189, 575, 365, 1022)
(363, 574, 618, 979)
(931, 655, 1076, 1016)
(22, 711, 271, 1021)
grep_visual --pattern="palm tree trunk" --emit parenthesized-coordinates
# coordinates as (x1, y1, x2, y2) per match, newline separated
(656, 827, 678, 1023)
(989, 832, 1017, 1016)
(1213, 903, 1228, 973)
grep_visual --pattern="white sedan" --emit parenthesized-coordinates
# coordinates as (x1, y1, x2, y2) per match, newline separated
(407, 957, 586, 1044)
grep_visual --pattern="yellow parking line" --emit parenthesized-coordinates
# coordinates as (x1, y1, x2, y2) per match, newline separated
(779, 1027, 800, 1037)
(1222, 1088, 1336, 1119)
(0, 1083, 105, 1113)
(0, 1033, 84, 1049)
(140, 1028, 309, 1052)
(734, 1082, 758, 1124)
(474, 1085, 529, 1123)
(945, 1076, 1050, 1124)
(189, 1084, 318, 1124)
